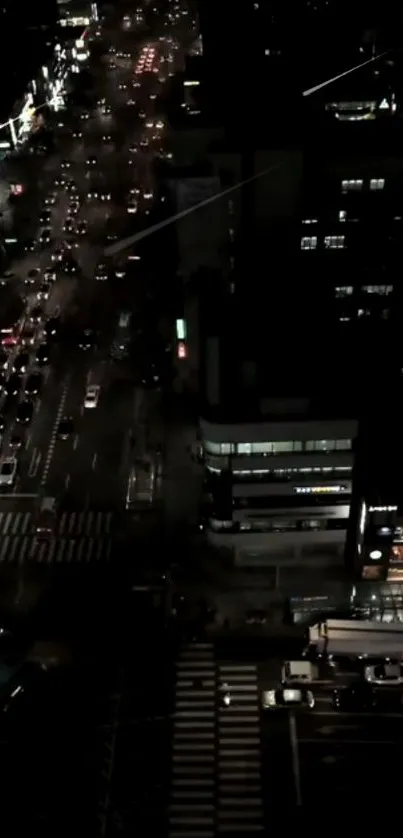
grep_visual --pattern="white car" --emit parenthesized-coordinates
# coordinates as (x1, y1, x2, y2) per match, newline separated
(127, 201, 138, 214)
(262, 688, 315, 710)
(0, 457, 17, 486)
(84, 385, 100, 409)
(143, 190, 153, 200)
(364, 663, 403, 685)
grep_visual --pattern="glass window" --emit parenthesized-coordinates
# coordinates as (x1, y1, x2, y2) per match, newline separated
(237, 443, 252, 455)
(305, 440, 336, 452)
(271, 441, 295, 453)
(204, 441, 222, 455)
(335, 439, 352, 450)
(335, 286, 353, 297)
(370, 178, 385, 191)
(221, 443, 233, 455)
(362, 285, 393, 295)
(341, 179, 363, 193)
(302, 218, 318, 225)
(301, 236, 317, 250)
(338, 210, 346, 222)
(324, 235, 345, 249)
(251, 442, 273, 454)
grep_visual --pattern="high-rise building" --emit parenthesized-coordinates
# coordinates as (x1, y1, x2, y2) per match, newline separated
(169, 3, 403, 598)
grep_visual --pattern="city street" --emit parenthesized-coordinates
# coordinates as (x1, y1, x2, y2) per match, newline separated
(0, 2, 189, 571)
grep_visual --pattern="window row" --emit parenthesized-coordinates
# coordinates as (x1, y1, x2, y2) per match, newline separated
(204, 439, 353, 456)
(341, 178, 385, 193)
(208, 517, 348, 533)
(301, 235, 345, 250)
(335, 285, 393, 298)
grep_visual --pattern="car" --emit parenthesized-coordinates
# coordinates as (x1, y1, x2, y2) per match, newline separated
(87, 190, 99, 200)
(24, 239, 36, 253)
(44, 269, 56, 283)
(155, 119, 165, 129)
(16, 401, 34, 425)
(60, 160, 71, 169)
(39, 211, 52, 224)
(35, 343, 50, 365)
(13, 353, 29, 374)
(25, 268, 40, 286)
(84, 385, 100, 409)
(118, 83, 127, 91)
(64, 238, 79, 250)
(57, 417, 74, 439)
(65, 180, 77, 194)
(100, 192, 111, 202)
(262, 687, 315, 710)
(139, 109, 146, 118)
(115, 267, 126, 279)
(63, 220, 75, 234)
(29, 306, 43, 324)
(24, 373, 42, 397)
(364, 662, 403, 685)
(39, 228, 51, 245)
(9, 434, 23, 450)
(143, 189, 153, 200)
(78, 329, 95, 350)
(45, 316, 60, 338)
(72, 130, 83, 139)
(140, 138, 149, 149)
(51, 248, 63, 263)
(77, 221, 87, 236)
(20, 324, 36, 346)
(102, 134, 112, 142)
(37, 282, 50, 301)
(95, 264, 108, 282)
(54, 177, 65, 188)
(6, 374, 22, 397)
(127, 200, 138, 214)
(61, 259, 77, 275)
(79, 112, 89, 121)
(333, 683, 377, 712)
(86, 156, 97, 166)
(44, 193, 56, 206)
(0, 458, 17, 486)
(129, 144, 138, 154)
(67, 202, 80, 217)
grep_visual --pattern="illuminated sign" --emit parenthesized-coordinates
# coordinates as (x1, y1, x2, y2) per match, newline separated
(176, 318, 186, 340)
(294, 485, 347, 495)
(369, 506, 397, 512)
(60, 16, 90, 27)
(369, 550, 382, 560)
(184, 80, 200, 87)
(359, 501, 367, 535)
(10, 184, 24, 195)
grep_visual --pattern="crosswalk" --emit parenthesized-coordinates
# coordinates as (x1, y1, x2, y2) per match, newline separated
(0, 510, 113, 537)
(169, 641, 264, 838)
(0, 510, 114, 564)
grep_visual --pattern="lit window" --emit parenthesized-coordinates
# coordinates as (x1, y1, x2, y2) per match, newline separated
(341, 179, 363, 193)
(302, 218, 318, 225)
(370, 178, 385, 191)
(335, 286, 353, 297)
(362, 285, 393, 295)
(338, 210, 346, 222)
(324, 235, 345, 249)
(301, 236, 317, 250)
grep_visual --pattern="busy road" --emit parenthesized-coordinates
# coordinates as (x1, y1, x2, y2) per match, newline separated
(0, 2, 189, 565)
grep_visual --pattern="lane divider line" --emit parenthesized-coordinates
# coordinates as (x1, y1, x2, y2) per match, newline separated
(40, 377, 70, 487)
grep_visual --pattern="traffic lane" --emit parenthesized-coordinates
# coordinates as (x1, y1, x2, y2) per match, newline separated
(294, 704, 403, 804)
(38, 360, 96, 495)
(16, 370, 70, 492)
(67, 376, 138, 505)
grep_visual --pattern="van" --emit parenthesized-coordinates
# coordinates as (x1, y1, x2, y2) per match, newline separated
(35, 497, 57, 537)
(281, 660, 319, 684)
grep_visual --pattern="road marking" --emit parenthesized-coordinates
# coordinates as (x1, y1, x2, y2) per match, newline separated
(40, 377, 70, 487)
(25, 433, 31, 449)
(92, 452, 98, 469)
(73, 434, 79, 449)
(65, 473, 70, 488)
(299, 738, 397, 746)
(28, 449, 42, 478)
(289, 712, 302, 807)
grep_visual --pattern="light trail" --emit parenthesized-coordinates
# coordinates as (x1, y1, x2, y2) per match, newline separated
(106, 50, 389, 258)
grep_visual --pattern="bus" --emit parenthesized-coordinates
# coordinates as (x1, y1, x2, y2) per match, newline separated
(111, 310, 131, 360)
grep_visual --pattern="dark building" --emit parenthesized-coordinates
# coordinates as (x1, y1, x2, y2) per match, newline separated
(0, 0, 59, 121)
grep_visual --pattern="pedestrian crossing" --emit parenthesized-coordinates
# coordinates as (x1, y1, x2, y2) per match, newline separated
(169, 641, 264, 838)
(0, 510, 114, 564)
(0, 510, 113, 537)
